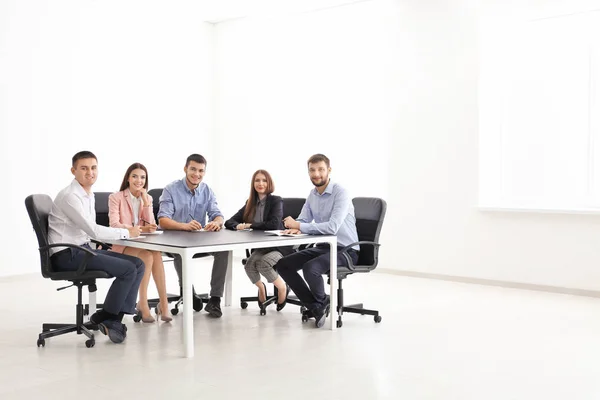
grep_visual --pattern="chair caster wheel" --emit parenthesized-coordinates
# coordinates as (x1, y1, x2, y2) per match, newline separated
(336, 320, 343, 328)
(374, 315, 382, 323)
(37, 338, 45, 347)
(171, 308, 179, 315)
(301, 315, 308, 323)
(241, 301, 248, 309)
(300, 306, 307, 314)
(133, 313, 141, 323)
(260, 308, 266, 316)
(83, 305, 89, 316)
(85, 339, 95, 348)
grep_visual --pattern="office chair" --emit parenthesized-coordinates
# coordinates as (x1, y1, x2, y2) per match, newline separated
(25, 194, 112, 348)
(136, 188, 206, 320)
(240, 197, 307, 315)
(312, 197, 386, 328)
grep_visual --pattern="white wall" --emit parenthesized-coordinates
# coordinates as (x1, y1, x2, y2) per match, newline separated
(0, 0, 214, 276)
(213, 0, 600, 291)
(5, 0, 600, 293)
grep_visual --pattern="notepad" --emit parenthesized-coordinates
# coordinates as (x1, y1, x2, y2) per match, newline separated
(191, 229, 205, 232)
(265, 230, 308, 237)
(142, 231, 164, 235)
(127, 236, 147, 240)
(238, 228, 253, 232)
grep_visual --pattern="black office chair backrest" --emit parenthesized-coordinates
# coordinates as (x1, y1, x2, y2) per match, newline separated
(148, 188, 163, 221)
(282, 198, 305, 219)
(353, 197, 387, 267)
(94, 192, 111, 227)
(25, 194, 54, 278)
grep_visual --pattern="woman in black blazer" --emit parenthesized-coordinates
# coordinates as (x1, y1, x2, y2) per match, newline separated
(225, 170, 292, 310)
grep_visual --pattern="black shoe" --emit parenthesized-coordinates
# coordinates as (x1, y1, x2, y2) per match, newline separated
(89, 312, 103, 325)
(204, 297, 222, 318)
(276, 285, 290, 312)
(98, 320, 127, 343)
(313, 303, 331, 329)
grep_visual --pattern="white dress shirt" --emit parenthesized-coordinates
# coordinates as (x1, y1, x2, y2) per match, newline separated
(48, 179, 129, 255)
(129, 191, 141, 226)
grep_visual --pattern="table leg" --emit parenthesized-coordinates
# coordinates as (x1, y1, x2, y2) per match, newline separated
(329, 240, 337, 331)
(182, 252, 194, 357)
(224, 250, 233, 307)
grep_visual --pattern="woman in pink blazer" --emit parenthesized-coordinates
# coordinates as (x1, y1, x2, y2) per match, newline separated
(108, 163, 172, 322)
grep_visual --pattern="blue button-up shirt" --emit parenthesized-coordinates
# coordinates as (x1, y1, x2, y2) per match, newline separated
(297, 181, 359, 249)
(157, 178, 223, 226)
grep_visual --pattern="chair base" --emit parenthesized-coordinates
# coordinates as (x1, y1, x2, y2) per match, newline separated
(38, 282, 98, 348)
(240, 287, 301, 316)
(336, 283, 382, 327)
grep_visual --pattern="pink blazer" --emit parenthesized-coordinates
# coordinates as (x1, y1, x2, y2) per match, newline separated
(108, 189, 155, 253)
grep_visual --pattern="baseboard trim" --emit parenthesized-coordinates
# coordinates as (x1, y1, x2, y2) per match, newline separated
(376, 268, 600, 298)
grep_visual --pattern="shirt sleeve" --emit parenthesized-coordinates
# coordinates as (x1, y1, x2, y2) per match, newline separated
(62, 193, 129, 240)
(299, 188, 350, 235)
(157, 186, 175, 220)
(296, 201, 313, 223)
(206, 188, 224, 222)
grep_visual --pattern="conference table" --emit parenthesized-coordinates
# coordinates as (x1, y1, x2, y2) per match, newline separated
(104, 229, 337, 358)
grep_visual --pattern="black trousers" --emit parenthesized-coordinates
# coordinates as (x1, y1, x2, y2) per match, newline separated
(51, 244, 145, 315)
(276, 245, 358, 311)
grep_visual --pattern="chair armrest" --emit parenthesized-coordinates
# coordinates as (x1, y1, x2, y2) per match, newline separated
(338, 241, 381, 271)
(40, 243, 97, 275)
(91, 239, 112, 250)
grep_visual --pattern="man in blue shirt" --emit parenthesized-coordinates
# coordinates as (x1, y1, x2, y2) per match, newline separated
(278, 154, 359, 328)
(158, 154, 227, 318)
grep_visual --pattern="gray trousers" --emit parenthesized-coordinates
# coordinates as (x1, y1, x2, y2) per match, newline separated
(244, 249, 283, 284)
(173, 251, 228, 298)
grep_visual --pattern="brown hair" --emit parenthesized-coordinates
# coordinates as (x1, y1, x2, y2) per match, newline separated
(119, 163, 149, 192)
(307, 153, 330, 168)
(242, 170, 275, 222)
(186, 153, 207, 167)
(72, 151, 97, 167)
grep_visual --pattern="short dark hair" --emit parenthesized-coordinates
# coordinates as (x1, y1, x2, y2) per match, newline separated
(307, 153, 330, 168)
(186, 153, 207, 167)
(119, 163, 149, 192)
(72, 151, 97, 167)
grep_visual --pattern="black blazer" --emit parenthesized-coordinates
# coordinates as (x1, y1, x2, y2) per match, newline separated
(225, 194, 294, 256)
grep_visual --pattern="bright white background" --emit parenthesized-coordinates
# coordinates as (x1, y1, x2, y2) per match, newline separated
(479, 0, 600, 212)
(3, 0, 600, 294)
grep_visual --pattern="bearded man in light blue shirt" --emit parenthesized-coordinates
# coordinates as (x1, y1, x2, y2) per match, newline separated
(278, 154, 359, 328)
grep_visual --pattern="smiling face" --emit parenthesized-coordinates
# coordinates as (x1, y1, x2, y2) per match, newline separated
(184, 160, 205, 190)
(71, 157, 98, 192)
(308, 160, 331, 188)
(127, 168, 147, 195)
(254, 173, 268, 195)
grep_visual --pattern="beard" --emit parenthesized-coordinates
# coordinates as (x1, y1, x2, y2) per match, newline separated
(311, 177, 329, 188)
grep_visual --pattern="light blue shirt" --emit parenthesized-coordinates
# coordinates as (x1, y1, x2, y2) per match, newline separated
(297, 181, 359, 249)
(157, 178, 223, 226)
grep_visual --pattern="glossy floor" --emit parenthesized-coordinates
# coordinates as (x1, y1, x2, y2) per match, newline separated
(1, 259, 600, 399)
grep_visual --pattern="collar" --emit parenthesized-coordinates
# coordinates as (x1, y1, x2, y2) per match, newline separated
(180, 177, 200, 195)
(313, 180, 334, 196)
(71, 179, 92, 198)
(126, 188, 140, 201)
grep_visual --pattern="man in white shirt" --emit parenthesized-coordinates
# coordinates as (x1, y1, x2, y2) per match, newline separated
(48, 151, 145, 344)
